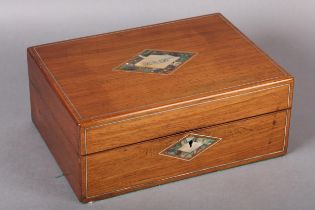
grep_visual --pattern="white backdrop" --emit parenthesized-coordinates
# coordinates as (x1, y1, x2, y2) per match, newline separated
(1, 1, 315, 209)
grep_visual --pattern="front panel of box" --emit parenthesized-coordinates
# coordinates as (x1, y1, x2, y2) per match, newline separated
(83, 110, 289, 200)
(84, 83, 290, 154)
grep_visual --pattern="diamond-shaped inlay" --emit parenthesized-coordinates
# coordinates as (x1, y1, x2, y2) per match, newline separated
(115, 49, 195, 74)
(160, 133, 222, 161)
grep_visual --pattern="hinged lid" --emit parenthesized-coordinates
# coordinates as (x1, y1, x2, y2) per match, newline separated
(28, 13, 293, 155)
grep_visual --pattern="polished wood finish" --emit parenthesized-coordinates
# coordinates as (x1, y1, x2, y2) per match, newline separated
(84, 110, 289, 201)
(27, 13, 292, 125)
(85, 82, 291, 154)
(27, 13, 294, 202)
(28, 54, 82, 199)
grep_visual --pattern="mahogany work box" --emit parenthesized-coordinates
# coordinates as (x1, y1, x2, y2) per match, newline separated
(27, 13, 294, 202)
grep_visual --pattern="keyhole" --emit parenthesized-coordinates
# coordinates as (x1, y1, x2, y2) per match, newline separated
(189, 140, 193, 148)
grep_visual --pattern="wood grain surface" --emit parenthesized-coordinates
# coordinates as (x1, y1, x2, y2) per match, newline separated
(84, 81, 292, 154)
(83, 110, 290, 201)
(28, 53, 82, 199)
(28, 13, 292, 125)
(27, 13, 294, 202)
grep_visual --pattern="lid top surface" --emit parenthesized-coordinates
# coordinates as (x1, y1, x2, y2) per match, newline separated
(32, 14, 288, 122)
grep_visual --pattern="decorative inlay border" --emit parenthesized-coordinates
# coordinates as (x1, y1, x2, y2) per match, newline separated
(84, 109, 290, 199)
(28, 13, 293, 200)
(32, 14, 290, 121)
(84, 83, 291, 198)
(84, 83, 291, 154)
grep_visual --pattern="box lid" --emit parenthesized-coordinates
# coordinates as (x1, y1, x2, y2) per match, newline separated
(28, 13, 293, 154)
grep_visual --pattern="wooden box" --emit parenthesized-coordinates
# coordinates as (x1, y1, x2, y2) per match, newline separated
(27, 13, 294, 202)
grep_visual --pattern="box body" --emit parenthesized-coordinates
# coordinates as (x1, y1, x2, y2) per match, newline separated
(28, 13, 294, 202)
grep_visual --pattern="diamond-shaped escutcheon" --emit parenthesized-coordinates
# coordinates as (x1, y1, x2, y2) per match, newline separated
(160, 133, 222, 161)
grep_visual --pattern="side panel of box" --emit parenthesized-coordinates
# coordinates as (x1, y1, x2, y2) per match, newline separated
(28, 51, 82, 200)
(82, 110, 291, 202)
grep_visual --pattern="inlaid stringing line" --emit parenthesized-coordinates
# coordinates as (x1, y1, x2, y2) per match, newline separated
(282, 84, 291, 150)
(84, 83, 290, 154)
(32, 47, 82, 120)
(32, 13, 291, 121)
(84, 84, 291, 198)
(218, 15, 289, 76)
(34, 43, 285, 121)
(34, 13, 219, 48)
(33, 13, 290, 78)
(87, 83, 290, 130)
(86, 136, 288, 199)
(29, 14, 293, 199)
(85, 124, 288, 199)
(81, 76, 286, 121)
